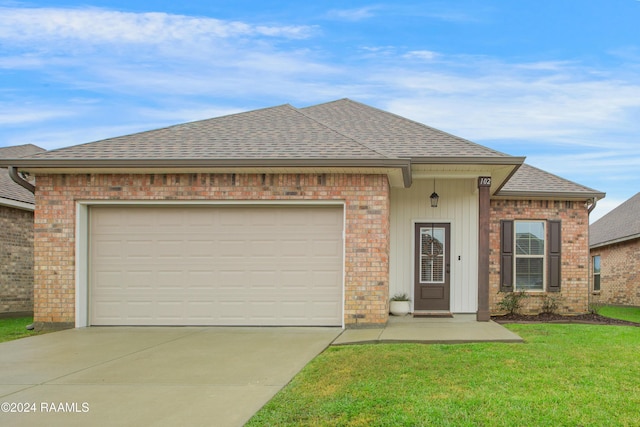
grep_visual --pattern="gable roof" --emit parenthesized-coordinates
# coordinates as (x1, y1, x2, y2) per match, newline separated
(5, 99, 516, 164)
(0, 99, 602, 199)
(590, 192, 640, 248)
(0, 144, 45, 209)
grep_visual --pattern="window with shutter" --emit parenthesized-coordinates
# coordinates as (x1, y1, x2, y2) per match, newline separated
(500, 219, 562, 292)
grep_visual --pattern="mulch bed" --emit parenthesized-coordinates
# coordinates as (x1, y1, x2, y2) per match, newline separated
(491, 312, 640, 327)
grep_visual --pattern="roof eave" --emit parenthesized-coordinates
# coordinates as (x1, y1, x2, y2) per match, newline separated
(1, 158, 414, 188)
(410, 156, 524, 195)
(590, 233, 640, 249)
(0, 197, 34, 211)
(1, 157, 409, 168)
(495, 190, 607, 200)
(409, 156, 525, 166)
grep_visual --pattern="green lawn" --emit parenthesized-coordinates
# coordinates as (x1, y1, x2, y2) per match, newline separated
(598, 305, 640, 323)
(0, 317, 42, 343)
(248, 324, 640, 426)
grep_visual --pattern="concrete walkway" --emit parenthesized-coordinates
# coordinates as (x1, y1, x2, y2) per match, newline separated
(0, 327, 341, 427)
(0, 318, 521, 426)
(333, 314, 523, 345)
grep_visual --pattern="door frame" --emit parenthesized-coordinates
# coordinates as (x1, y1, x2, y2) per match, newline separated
(412, 221, 452, 311)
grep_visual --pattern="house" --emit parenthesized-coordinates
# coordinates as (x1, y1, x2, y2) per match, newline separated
(0, 144, 45, 316)
(589, 192, 640, 307)
(0, 99, 605, 329)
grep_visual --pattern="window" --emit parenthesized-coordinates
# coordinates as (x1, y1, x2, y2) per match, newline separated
(500, 219, 561, 293)
(514, 221, 545, 291)
(593, 255, 601, 291)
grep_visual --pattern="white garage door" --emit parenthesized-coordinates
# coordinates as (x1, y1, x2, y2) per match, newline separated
(89, 205, 343, 326)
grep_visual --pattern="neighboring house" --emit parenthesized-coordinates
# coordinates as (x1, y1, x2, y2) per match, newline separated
(589, 192, 640, 307)
(0, 144, 46, 315)
(0, 99, 604, 329)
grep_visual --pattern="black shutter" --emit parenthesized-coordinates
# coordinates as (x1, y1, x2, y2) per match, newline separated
(548, 220, 561, 292)
(500, 220, 514, 292)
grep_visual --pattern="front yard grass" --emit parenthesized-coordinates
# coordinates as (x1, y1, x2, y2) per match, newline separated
(599, 305, 640, 323)
(0, 317, 42, 343)
(248, 324, 640, 426)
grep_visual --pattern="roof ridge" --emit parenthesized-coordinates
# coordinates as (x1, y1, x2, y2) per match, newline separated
(295, 103, 398, 159)
(328, 99, 515, 158)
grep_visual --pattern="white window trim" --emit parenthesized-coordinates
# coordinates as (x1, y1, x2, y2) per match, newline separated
(513, 220, 546, 292)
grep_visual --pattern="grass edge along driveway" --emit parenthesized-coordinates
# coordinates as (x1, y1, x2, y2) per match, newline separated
(0, 316, 44, 343)
(248, 322, 640, 426)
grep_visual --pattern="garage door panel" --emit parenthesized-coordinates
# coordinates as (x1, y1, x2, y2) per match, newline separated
(90, 206, 343, 326)
(186, 271, 217, 287)
(249, 240, 278, 256)
(312, 240, 343, 257)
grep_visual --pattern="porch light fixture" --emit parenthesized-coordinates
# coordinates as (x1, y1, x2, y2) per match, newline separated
(430, 178, 439, 208)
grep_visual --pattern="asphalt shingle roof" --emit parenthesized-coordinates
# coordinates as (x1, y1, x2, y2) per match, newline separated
(0, 144, 45, 205)
(24, 103, 390, 161)
(590, 192, 640, 247)
(302, 99, 512, 159)
(498, 164, 604, 198)
(18, 99, 512, 162)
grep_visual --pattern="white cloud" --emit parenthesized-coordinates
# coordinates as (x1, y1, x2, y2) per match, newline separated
(0, 105, 75, 125)
(0, 7, 333, 101)
(403, 50, 439, 61)
(377, 59, 640, 146)
(1, 7, 638, 212)
(0, 7, 314, 46)
(327, 7, 378, 21)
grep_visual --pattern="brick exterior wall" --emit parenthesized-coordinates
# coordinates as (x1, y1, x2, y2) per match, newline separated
(489, 199, 590, 314)
(0, 205, 35, 314)
(33, 173, 390, 328)
(590, 238, 640, 307)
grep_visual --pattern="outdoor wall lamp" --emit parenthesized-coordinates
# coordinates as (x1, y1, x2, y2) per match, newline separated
(430, 178, 439, 208)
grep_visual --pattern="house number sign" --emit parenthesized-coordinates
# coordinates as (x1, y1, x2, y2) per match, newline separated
(478, 177, 491, 187)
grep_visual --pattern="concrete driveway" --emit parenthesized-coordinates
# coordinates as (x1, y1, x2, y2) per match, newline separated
(0, 326, 341, 426)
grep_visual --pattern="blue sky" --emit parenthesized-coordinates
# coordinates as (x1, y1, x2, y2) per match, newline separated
(1, 1, 639, 221)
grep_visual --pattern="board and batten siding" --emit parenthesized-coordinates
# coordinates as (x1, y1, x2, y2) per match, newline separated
(390, 178, 479, 313)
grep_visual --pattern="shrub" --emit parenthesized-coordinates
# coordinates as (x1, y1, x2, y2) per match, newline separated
(497, 291, 528, 315)
(541, 294, 563, 315)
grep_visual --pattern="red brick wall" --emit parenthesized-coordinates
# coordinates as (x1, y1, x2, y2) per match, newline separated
(0, 205, 34, 314)
(489, 199, 590, 314)
(33, 173, 390, 328)
(590, 238, 640, 306)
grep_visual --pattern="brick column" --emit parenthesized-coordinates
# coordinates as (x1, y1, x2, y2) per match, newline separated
(477, 177, 491, 321)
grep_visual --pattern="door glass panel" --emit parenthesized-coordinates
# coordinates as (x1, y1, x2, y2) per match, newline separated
(420, 227, 445, 284)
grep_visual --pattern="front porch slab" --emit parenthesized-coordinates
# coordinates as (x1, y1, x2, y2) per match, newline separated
(333, 314, 523, 345)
